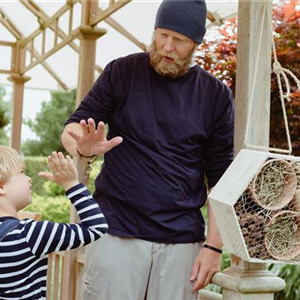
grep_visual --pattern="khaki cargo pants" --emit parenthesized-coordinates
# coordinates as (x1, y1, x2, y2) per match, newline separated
(82, 234, 202, 300)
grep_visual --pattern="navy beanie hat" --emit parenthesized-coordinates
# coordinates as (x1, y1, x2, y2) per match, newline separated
(154, 0, 207, 44)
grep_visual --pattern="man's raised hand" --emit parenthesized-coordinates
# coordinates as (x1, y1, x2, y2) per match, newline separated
(67, 118, 123, 157)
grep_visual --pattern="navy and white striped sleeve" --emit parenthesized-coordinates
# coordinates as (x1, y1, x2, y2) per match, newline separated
(24, 183, 108, 257)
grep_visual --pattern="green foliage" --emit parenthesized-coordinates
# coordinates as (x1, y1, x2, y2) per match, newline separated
(22, 89, 76, 156)
(196, 0, 300, 156)
(200, 204, 208, 220)
(43, 181, 65, 197)
(24, 156, 49, 195)
(0, 107, 9, 129)
(0, 86, 10, 145)
(270, 264, 300, 300)
(25, 194, 70, 223)
(86, 159, 103, 194)
(206, 255, 300, 299)
(24, 156, 68, 222)
(23, 156, 104, 222)
(269, 1, 300, 155)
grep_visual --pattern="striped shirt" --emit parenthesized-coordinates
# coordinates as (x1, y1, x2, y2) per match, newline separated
(0, 183, 108, 300)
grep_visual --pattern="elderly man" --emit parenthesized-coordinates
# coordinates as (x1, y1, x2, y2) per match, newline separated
(61, 0, 234, 299)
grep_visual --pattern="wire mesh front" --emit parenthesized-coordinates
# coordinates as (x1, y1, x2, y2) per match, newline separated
(234, 159, 300, 263)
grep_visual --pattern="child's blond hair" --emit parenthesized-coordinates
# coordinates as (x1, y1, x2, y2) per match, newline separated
(0, 146, 25, 184)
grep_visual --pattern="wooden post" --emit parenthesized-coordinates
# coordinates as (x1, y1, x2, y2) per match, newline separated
(8, 74, 31, 152)
(72, 24, 106, 185)
(61, 1, 106, 299)
(75, 0, 106, 183)
(234, 0, 272, 153)
(76, 26, 106, 108)
(8, 42, 31, 153)
(216, 0, 286, 299)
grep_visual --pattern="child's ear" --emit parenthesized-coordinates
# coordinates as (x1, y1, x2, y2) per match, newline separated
(0, 185, 6, 196)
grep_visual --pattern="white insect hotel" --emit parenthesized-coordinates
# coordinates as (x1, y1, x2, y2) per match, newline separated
(209, 149, 300, 263)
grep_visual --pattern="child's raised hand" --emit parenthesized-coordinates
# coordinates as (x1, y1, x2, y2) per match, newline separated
(38, 152, 79, 191)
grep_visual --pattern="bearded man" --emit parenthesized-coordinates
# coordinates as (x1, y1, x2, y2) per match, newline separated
(61, 0, 234, 299)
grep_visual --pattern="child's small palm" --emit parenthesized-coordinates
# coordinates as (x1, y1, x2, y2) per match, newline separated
(39, 152, 79, 191)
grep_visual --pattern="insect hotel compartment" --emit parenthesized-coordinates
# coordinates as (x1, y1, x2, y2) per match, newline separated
(209, 149, 300, 264)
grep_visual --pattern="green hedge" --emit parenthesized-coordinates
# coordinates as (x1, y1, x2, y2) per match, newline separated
(23, 156, 103, 222)
(24, 194, 70, 223)
(24, 157, 50, 195)
(86, 159, 103, 194)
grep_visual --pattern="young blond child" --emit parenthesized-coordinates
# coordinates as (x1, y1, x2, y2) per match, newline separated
(0, 146, 107, 299)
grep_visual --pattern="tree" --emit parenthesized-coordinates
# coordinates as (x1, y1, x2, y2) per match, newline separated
(195, 0, 300, 155)
(22, 89, 76, 156)
(269, 0, 300, 154)
(0, 86, 10, 145)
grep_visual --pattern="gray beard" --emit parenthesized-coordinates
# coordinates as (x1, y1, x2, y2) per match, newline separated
(149, 40, 194, 78)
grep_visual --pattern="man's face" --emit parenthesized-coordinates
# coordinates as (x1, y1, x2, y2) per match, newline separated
(149, 28, 197, 78)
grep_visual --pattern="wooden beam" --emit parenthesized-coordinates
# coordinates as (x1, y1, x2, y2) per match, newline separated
(75, 26, 106, 106)
(234, 0, 273, 153)
(207, 11, 217, 22)
(21, 27, 82, 73)
(0, 41, 14, 73)
(27, 47, 69, 90)
(19, 0, 45, 21)
(1, 4, 68, 90)
(78, 0, 145, 52)
(0, 7, 22, 39)
(98, 7, 147, 51)
(0, 41, 15, 47)
(8, 73, 31, 152)
(12, 41, 26, 74)
(21, 2, 75, 47)
(0, 69, 11, 75)
(89, 0, 131, 26)
(206, 11, 238, 29)
(19, 0, 103, 75)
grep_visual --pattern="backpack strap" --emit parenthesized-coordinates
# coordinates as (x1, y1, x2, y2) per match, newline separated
(0, 219, 20, 243)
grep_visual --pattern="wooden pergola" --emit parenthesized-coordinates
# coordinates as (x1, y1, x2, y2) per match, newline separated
(0, 0, 288, 299)
(0, 0, 234, 152)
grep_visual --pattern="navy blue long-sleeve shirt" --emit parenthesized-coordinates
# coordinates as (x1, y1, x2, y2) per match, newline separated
(66, 52, 234, 243)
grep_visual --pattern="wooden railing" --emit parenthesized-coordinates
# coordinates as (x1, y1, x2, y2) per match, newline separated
(47, 252, 65, 300)
(46, 251, 85, 300)
(50, 252, 286, 300)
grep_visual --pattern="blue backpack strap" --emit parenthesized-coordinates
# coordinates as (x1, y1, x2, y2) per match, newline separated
(0, 219, 20, 243)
